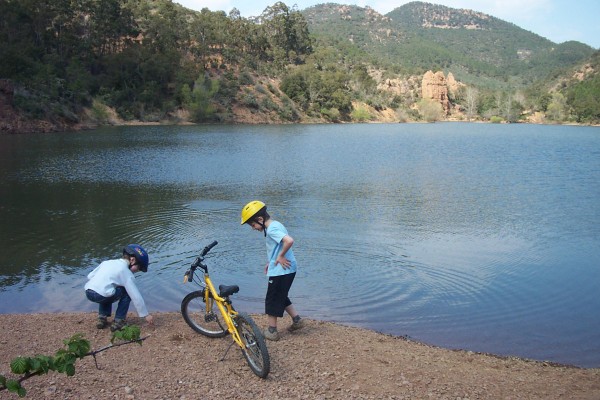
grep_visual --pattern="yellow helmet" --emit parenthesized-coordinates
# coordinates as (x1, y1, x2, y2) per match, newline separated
(240, 201, 266, 225)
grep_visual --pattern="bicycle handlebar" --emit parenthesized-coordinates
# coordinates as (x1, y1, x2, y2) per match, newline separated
(191, 240, 219, 269)
(201, 240, 218, 257)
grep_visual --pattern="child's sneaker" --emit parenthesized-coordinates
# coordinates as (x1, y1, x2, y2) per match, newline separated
(96, 316, 108, 329)
(263, 327, 280, 341)
(110, 319, 127, 332)
(287, 318, 306, 332)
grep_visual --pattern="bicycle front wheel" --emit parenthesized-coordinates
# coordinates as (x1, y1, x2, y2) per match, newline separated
(235, 312, 270, 378)
(181, 290, 228, 338)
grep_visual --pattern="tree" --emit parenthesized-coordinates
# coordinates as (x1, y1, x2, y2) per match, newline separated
(546, 92, 567, 121)
(186, 74, 220, 122)
(566, 74, 600, 123)
(464, 87, 479, 121)
(258, 2, 313, 66)
(500, 92, 525, 123)
(88, 0, 138, 57)
(352, 64, 377, 97)
(417, 99, 443, 122)
(280, 71, 309, 109)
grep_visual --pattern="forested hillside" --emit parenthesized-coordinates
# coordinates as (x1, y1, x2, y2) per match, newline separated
(385, 2, 593, 86)
(0, 0, 598, 133)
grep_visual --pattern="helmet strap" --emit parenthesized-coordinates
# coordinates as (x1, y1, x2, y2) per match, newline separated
(254, 217, 267, 237)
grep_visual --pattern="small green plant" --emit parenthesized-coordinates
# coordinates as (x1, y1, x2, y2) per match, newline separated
(260, 97, 279, 112)
(90, 99, 111, 124)
(254, 84, 267, 95)
(267, 83, 278, 94)
(239, 71, 254, 86)
(1, 326, 146, 397)
(321, 107, 341, 122)
(350, 106, 372, 122)
(241, 93, 259, 109)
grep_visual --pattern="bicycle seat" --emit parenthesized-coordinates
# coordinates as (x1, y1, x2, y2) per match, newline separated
(219, 284, 239, 297)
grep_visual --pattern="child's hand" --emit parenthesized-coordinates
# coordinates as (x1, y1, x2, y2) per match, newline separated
(276, 256, 291, 269)
(145, 314, 154, 326)
(264, 263, 269, 274)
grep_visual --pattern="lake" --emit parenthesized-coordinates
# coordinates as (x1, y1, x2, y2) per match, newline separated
(0, 122, 599, 367)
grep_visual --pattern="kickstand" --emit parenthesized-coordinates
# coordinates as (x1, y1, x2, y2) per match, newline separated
(219, 340, 236, 361)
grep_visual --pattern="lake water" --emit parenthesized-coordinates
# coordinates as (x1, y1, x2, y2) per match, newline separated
(1, 123, 599, 368)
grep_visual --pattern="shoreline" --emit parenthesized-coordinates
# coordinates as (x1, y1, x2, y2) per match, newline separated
(2, 117, 599, 136)
(1, 312, 599, 399)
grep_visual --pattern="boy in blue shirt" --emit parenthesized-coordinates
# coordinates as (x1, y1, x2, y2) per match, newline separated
(241, 201, 305, 341)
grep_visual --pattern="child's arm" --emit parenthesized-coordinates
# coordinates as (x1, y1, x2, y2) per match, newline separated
(275, 234, 294, 269)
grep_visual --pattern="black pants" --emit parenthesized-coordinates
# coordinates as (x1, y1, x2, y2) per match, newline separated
(265, 272, 295, 317)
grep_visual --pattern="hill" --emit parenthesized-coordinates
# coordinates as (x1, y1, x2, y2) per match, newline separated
(0, 0, 598, 133)
(303, 2, 595, 90)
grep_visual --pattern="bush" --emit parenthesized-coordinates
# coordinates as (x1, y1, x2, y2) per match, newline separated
(395, 108, 410, 122)
(276, 96, 300, 121)
(255, 84, 267, 94)
(260, 97, 278, 112)
(321, 107, 341, 122)
(239, 71, 254, 86)
(241, 93, 259, 109)
(417, 99, 443, 122)
(350, 107, 371, 122)
(90, 100, 111, 123)
(267, 83, 278, 94)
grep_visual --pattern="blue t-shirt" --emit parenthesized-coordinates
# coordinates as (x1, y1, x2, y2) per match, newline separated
(265, 220, 297, 277)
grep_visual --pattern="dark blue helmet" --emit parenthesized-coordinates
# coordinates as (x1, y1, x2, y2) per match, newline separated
(123, 244, 149, 272)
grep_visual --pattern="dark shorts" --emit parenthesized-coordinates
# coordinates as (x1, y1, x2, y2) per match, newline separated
(265, 272, 296, 317)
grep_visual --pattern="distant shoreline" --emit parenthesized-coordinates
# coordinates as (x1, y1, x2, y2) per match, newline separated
(2, 115, 599, 136)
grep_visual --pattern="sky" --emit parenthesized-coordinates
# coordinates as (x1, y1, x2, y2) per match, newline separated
(174, 0, 600, 49)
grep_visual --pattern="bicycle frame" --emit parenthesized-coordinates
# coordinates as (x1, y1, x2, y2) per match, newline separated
(198, 272, 245, 349)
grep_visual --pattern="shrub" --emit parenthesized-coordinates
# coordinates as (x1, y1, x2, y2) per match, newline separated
(239, 71, 254, 86)
(90, 100, 111, 123)
(255, 84, 267, 94)
(417, 99, 443, 122)
(242, 93, 259, 109)
(321, 107, 341, 122)
(350, 107, 371, 122)
(260, 97, 278, 112)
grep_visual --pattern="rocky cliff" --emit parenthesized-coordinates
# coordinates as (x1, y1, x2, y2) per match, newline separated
(421, 70, 450, 113)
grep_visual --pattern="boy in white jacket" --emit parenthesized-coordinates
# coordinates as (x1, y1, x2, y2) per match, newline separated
(85, 244, 154, 331)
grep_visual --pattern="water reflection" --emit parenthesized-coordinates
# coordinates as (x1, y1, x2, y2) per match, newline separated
(0, 123, 599, 367)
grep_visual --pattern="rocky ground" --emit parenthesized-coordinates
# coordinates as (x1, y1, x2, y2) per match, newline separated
(1, 312, 599, 399)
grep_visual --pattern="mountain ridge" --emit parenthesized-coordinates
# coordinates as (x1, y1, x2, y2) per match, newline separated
(302, 1, 594, 89)
(1, 0, 598, 132)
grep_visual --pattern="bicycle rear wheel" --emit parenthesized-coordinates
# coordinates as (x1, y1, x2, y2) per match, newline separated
(235, 312, 270, 378)
(181, 290, 228, 338)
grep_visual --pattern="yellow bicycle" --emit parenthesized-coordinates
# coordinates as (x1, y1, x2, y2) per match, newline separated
(181, 241, 270, 378)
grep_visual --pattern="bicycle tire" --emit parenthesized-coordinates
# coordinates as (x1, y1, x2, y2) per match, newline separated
(181, 290, 228, 338)
(235, 312, 270, 378)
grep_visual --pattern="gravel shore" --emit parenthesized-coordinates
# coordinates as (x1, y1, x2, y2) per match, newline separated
(1, 312, 599, 399)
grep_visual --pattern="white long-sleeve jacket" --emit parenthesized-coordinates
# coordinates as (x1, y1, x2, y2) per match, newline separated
(84, 258, 149, 317)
